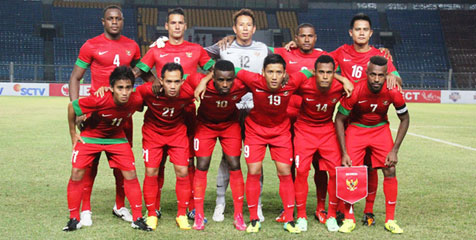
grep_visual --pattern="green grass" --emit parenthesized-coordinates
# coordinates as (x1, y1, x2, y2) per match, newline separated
(0, 96, 475, 239)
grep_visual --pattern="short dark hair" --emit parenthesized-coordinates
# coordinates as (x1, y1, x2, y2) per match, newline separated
(109, 66, 134, 87)
(350, 13, 372, 29)
(233, 8, 255, 26)
(314, 55, 335, 70)
(167, 8, 185, 22)
(103, 5, 122, 18)
(214, 60, 235, 73)
(161, 62, 184, 79)
(263, 54, 286, 70)
(369, 56, 388, 66)
(296, 23, 315, 35)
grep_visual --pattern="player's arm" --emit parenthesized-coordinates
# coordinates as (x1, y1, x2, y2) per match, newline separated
(68, 65, 87, 101)
(67, 102, 84, 147)
(335, 112, 351, 167)
(386, 71, 402, 91)
(385, 93, 410, 167)
(334, 74, 354, 97)
(194, 72, 213, 101)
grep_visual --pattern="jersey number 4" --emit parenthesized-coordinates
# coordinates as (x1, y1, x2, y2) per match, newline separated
(113, 54, 120, 67)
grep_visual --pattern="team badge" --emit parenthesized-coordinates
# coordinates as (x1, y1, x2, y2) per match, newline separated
(346, 179, 358, 191)
(126, 50, 131, 56)
(283, 91, 289, 96)
(332, 98, 337, 103)
(186, 52, 193, 58)
(383, 100, 389, 105)
(336, 166, 368, 204)
(232, 95, 238, 100)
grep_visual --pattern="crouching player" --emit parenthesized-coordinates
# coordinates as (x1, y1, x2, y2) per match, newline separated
(335, 56, 409, 234)
(190, 60, 249, 231)
(136, 63, 196, 231)
(64, 66, 151, 231)
(293, 55, 347, 232)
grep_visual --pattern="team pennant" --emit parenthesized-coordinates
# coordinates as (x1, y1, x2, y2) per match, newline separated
(336, 166, 368, 204)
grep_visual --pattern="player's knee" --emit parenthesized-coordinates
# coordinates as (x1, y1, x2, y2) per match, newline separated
(382, 167, 396, 178)
(122, 170, 137, 180)
(145, 167, 159, 177)
(196, 157, 211, 171)
(71, 168, 85, 181)
(226, 156, 241, 171)
(174, 165, 188, 178)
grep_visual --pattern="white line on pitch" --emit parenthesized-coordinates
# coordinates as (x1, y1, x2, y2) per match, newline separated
(390, 129, 476, 152)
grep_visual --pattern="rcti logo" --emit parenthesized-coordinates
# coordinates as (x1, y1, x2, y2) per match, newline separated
(13, 84, 46, 96)
(449, 92, 461, 102)
(346, 178, 358, 191)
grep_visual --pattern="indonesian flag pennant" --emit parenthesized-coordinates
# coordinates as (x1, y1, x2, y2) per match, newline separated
(336, 166, 368, 204)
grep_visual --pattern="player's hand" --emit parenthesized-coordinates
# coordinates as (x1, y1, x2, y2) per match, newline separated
(94, 86, 112, 98)
(341, 77, 354, 98)
(149, 36, 169, 48)
(152, 79, 163, 95)
(194, 75, 212, 101)
(71, 132, 85, 148)
(218, 35, 235, 50)
(284, 41, 297, 51)
(386, 74, 402, 92)
(342, 153, 352, 167)
(75, 115, 87, 131)
(379, 47, 393, 62)
(385, 150, 398, 167)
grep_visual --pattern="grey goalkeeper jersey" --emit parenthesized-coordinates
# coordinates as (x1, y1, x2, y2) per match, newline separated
(206, 40, 271, 109)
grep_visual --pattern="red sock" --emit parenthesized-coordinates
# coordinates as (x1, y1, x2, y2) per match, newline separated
(245, 173, 261, 221)
(327, 171, 338, 218)
(279, 174, 295, 222)
(193, 170, 207, 216)
(143, 175, 158, 217)
(188, 165, 196, 211)
(155, 164, 165, 211)
(364, 169, 378, 213)
(294, 170, 309, 219)
(113, 168, 125, 209)
(67, 178, 84, 220)
(229, 170, 245, 217)
(384, 177, 398, 222)
(315, 170, 328, 211)
(81, 162, 98, 211)
(338, 200, 346, 213)
(343, 202, 355, 221)
(123, 178, 143, 221)
(176, 176, 191, 217)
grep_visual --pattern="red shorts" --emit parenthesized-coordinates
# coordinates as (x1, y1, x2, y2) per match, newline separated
(71, 142, 136, 171)
(194, 121, 242, 157)
(185, 102, 197, 158)
(345, 123, 393, 168)
(123, 117, 133, 147)
(142, 124, 190, 167)
(243, 120, 293, 165)
(293, 121, 341, 172)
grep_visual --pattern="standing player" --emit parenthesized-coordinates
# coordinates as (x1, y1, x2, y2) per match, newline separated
(204, 8, 269, 222)
(136, 63, 196, 231)
(335, 56, 409, 234)
(189, 60, 249, 231)
(331, 13, 402, 226)
(133, 8, 215, 219)
(293, 55, 347, 232)
(63, 66, 150, 232)
(68, 5, 142, 226)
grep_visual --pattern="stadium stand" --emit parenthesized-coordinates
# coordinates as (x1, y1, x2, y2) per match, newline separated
(276, 11, 299, 41)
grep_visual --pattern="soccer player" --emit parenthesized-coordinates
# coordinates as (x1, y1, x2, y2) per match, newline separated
(136, 63, 196, 230)
(331, 13, 402, 226)
(68, 5, 142, 226)
(292, 55, 347, 232)
(133, 8, 215, 220)
(204, 8, 269, 222)
(63, 66, 150, 232)
(335, 56, 409, 234)
(188, 60, 249, 231)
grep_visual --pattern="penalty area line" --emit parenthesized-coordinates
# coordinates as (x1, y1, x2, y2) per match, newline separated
(390, 129, 476, 152)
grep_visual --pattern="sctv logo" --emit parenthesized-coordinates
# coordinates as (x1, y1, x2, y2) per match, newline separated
(13, 84, 46, 96)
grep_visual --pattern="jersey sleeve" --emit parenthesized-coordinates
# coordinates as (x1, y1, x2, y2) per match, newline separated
(136, 48, 155, 73)
(329, 49, 341, 72)
(236, 68, 259, 88)
(198, 47, 215, 71)
(72, 95, 101, 116)
(387, 58, 400, 78)
(131, 43, 141, 67)
(135, 82, 152, 98)
(184, 73, 202, 89)
(75, 41, 93, 69)
(337, 88, 358, 116)
(292, 69, 313, 87)
(204, 43, 220, 59)
(391, 89, 408, 115)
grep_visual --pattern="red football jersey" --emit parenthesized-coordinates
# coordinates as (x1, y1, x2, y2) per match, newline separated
(272, 47, 327, 74)
(338, 81, 407, 127)
(331, 44, 397, 83)
(75, 34, 141, 92)
(237, 69, 311, 128)
(71, 92, 143, 143)
(137, 41, 215, 76)
(296, 78, 345, 125)
(187, 73, 249, 127)
(136, 81, 194, 135)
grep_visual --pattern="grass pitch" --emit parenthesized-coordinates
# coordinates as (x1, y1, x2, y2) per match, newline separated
(0, 96, 475, 239)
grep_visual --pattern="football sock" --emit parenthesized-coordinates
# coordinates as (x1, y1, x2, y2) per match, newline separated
(143, 175, 158, 216)
(229, 170, 245, 217)
(193, 170, 208, 216)
(384, 177, 398, 222)
(155, 164, 165, 211)
(188, 165, 196, 211)
(246, 173, 261, 220)
(67, 178, 84, 220)
(123, 178, 143, 220)
(294, 170, 309, 219)
(81, 161, 98, 212)
(327, 171, 338, 218)
(113, 168, 125, 209)
(315, 170, 328, 211)
(364, 169, 378, 213)
(279, 174, 296, 221)
(176, 176, 191, 217)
